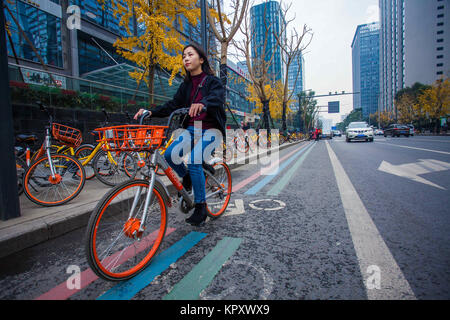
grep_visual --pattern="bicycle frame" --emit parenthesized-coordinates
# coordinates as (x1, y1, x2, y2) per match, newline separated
(130, 147, 226, 234)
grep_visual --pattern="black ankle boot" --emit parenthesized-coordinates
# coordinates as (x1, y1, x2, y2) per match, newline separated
(186, 202, 207, 226)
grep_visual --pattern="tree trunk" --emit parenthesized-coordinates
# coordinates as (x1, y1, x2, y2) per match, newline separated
(435, 118, 440, 135)
(220, 41, 228, 101)
(148, 64, 155, 106)
(262, 99, 270, 131)
(281, 101, 287, 133)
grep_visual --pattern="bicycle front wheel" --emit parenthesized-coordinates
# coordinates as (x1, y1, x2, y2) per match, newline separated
(75, 144, 95, 180)
(85, 179, 167, 281)
(23, 154, 86, 206)
(205, 162, 232, 219)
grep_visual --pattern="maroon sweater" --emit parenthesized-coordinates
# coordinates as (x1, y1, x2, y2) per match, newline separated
(187, 72, 216, 129)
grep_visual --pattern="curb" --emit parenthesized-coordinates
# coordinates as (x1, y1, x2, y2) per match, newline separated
(0, 140, 305, 259)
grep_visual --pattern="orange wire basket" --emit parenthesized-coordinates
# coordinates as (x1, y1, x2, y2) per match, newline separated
(94, 125, 168, 152)
(52, 123, 83, 148)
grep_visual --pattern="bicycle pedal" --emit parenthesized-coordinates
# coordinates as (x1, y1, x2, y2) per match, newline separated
(168, 197, 177, 208)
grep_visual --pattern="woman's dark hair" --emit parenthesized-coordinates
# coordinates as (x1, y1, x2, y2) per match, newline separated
(182, 43, 214, 83)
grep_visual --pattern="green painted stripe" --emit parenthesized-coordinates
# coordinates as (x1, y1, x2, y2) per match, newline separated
(163, 237, 242, 300)
(266, 142, 315, 196)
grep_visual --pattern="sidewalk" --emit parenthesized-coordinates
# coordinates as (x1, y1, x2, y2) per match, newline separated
(0, 140, 305, 258)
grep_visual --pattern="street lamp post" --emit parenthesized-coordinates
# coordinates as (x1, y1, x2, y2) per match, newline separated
(0, 0, 21, 220)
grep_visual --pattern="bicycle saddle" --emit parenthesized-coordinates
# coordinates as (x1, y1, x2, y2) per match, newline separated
(16, 134, 38, 143)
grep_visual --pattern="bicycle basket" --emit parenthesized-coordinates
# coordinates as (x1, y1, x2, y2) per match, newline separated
(52, 123, 83, 148)
(94, 125, 167, 152)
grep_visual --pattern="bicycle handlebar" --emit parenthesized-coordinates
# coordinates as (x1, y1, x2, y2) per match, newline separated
(36, 101, 53, 125)
(138, 107, 207, 127)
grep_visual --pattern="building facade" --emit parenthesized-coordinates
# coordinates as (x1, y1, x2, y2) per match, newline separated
(352, 22, 380, 118)
(5, 0, 217, 106)
(250, 1, 285, 82)
(226, 59, 257, 125)
(379, 0, 450, 113)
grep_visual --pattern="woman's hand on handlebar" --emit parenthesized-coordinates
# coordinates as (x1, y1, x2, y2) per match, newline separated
(189, 103, 205, 117)
(133, 108, 151, 120)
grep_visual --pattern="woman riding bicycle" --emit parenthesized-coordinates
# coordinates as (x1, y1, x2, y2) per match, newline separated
(134, 44, 226, 226)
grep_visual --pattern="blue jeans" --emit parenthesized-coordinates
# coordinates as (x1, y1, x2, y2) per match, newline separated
(164, 126, 217, 203)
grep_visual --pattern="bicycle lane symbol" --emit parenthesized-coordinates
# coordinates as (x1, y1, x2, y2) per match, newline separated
(248, 199, 286, 211)
(223, 199, 287, 216)
(199, 259, 274, 300)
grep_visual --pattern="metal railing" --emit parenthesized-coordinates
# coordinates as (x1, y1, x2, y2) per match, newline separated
(8, 63, 172, 112)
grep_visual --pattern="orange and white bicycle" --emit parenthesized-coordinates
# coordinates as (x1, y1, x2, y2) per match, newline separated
(85, 107, 232, 281)
(22, 102, 86, 207)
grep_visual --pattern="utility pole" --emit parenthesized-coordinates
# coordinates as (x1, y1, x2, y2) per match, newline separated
(200, 0, 208, 55)
(0, 0, 21, 220)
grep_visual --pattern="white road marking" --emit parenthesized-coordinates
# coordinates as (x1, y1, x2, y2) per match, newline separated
(378, 159, 450, 190)
(325, 141, 416, 300)
(375, 142, 450, 155)
(411, 139, 450, 143)
(224, 199, 245, 216)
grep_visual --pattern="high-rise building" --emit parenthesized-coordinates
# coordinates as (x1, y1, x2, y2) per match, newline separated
(287, 51, 305, 110)
(250, 1, 285, 82)
(352, 22, 380, 118)
(379, 0, 450, 113)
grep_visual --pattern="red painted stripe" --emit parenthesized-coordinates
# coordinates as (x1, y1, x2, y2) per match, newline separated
(232, 143, 309, 193)
(35, 227, 176, 300)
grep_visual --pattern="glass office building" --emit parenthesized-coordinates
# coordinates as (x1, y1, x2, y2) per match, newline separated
(352, 22, 380, 118)
(6, 0, 257, 119)
(287, 51, 305, 110)
(5, 0, 63, 68)
(250, 1, 285, 82)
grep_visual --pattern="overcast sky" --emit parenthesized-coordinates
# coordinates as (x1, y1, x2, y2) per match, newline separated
(228, 0, 379, 125)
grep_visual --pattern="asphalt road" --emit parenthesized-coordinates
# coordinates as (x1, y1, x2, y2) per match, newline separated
(0, 135, 449, 300)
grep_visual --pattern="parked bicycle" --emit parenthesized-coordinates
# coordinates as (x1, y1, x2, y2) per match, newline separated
(22, 102, 86, 207)
(84, 107, 232, 281)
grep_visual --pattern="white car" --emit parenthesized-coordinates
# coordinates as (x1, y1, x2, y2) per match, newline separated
(406, 124, 414, 136)
(346, 122, 374, 142)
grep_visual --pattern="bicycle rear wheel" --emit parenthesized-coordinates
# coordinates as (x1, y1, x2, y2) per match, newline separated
(23, 154, 86, 206)
(205, 162, 232, 219)
(93, 150, 137, 186)
(16, 157, 27, 196)
(85, 179, 167, 281)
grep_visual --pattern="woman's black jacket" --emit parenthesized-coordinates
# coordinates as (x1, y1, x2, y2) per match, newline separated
(150, 75, 227, 138)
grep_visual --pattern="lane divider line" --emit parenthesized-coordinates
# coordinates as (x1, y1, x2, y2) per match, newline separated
(375, 142, 450, 155)
(325, 141, 416, 300)
(232, 142, 311, 193)
(163, 237, 242, 300)
(244, 142, 315, 195)
(267, 142, 316, 196)
(97, 231, 207, 300)
(35, 227, 176, 300)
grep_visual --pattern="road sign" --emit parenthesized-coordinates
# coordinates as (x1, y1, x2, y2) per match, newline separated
(328, 101, 340, 114)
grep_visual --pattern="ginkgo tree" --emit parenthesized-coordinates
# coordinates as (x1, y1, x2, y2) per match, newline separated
(417, 77, 450, 133)
(97, 0, 201, 104)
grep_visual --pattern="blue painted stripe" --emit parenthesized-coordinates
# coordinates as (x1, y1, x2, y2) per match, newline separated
(97, 231, 207, 300)
(244, 142, 314, 195)
(163, 237, 242, 300)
